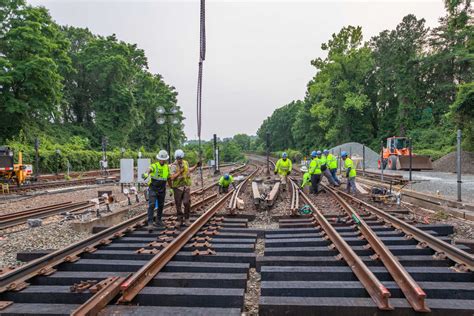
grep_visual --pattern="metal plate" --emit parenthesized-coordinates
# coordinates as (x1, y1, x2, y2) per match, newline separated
(137, 159, 151, 183)
(120, 159, 134, 183)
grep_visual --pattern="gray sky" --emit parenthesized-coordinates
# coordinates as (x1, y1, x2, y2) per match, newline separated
(29, 0, 446, 140)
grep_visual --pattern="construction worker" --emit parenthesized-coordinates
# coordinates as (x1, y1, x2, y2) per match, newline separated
(309, 150, 322, 194)
(169, 149, 201, 227)
(341, 151, 358, 194)
(142, 150, 170, 228)
(321, 149, 337, 186)
(326, 150, 341, 186)
(301, 171, 311, 189)
(274, 152, 292, 190)
(218, 173, 236, 193)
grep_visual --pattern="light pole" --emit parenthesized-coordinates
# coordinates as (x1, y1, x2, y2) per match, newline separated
(156, 105, 180, 162)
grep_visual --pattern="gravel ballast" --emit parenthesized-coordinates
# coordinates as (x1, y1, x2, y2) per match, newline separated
(433, 150, 474, 174)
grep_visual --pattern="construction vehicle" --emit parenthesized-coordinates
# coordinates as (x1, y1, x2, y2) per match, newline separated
(377, 137, 432, 171)
(0, 146, 32, 186)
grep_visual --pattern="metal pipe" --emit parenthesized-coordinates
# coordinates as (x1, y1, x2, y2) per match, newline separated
(409, 138, 412, 181)
(457, 129, 462, 202)
(380, 140, 384, 182)
(362, 144, 365, 176)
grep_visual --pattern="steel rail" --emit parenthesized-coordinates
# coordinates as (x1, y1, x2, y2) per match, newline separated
(0, 201, 93, 230)
(118, 166, 260, 304)
(323, 184, 430, 312)
(291, 178, 393, 310)
(0, 188, 216, 293)
(0, 163, 248, 294)
(335, 189, 474, 271)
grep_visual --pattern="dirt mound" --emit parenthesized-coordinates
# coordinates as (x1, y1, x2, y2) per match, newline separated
(433, 151, 474, 174)
(329, 142, 379, 168)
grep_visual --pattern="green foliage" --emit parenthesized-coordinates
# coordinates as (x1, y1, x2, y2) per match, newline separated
(257, 4, 473, 157)
(0, 1, 185, 152)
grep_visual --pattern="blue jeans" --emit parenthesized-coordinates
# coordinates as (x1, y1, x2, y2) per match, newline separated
(347, 177, 357, 194)
(330, 169, 340, 185)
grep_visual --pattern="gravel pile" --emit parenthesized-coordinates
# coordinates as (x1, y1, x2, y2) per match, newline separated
(433, 151, 474, 174)
(330, 142, 379, 168)
(0, 222, 90, 268)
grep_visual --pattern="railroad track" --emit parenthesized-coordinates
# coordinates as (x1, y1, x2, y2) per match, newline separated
(4, 178, 105, 195)
(0, 201, 96, 230)
(0, 164, 258, 315)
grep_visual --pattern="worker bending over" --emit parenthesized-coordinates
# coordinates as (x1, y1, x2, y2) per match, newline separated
(309, 151, 322, 194)
(326, 150, 341, 186)
(218, 173, 236, 193)
(274, 152, 292, 190)
(142, 150, 170, 228)
(301, 171, 312, 192)
(169, 149, 201, 227)
(341, 151, 358, 194)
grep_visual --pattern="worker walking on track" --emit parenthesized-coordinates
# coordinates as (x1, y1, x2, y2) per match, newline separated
(142, 150, 170, 228)
(341, 151, 358, 195)
(218, 173, 236, 193)
(309, 151, 322, 194)
(320, 149, 337, 186)
(326, 150, 341, 186)
(169, 149, 201, 227)
(274, 152, 292, 191)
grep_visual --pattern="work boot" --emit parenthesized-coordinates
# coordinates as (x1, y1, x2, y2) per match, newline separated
(147, 223, 154, 231)
(184, 219, 191, 226)
(153, 220, 164, 227)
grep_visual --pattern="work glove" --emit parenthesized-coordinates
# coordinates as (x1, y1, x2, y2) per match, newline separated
(196, 160, 202, 167)
(141, 173, 148, 180)
(287, 170, 291, 175)
(274, 171, 277, 175)
(169, 189, 174, 197)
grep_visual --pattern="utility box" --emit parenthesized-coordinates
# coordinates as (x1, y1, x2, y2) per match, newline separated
(137, 159, 151, 184)
(120, 159, 134, 183)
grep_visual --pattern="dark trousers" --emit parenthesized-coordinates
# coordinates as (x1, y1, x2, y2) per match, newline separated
(219, 185, 229, 194)
(173, 187, 191, 220)
(147, 189, 166, 224)
(310, 174, 321, 194)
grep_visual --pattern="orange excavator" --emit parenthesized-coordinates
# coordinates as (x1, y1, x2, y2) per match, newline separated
(378, 137, 432, 170)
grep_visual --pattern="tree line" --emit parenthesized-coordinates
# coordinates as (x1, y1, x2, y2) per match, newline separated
(257, 1, 473, 160)
(1, 0, 185, 151)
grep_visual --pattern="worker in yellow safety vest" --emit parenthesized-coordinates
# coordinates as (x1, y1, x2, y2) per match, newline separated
(326, 150, 341, 186)
(274, 152, 292, 191)
(322, 149, 339, 186)
(218, 173, 236, 194)
(308, 151, 322, 194)
(142, 150, 170, 228)
(341, 151, 358, 194)
(169, 149, 201, 226)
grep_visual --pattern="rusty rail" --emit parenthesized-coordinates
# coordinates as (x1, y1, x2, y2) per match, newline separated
(323, 184, 430, 312)
(335, 188, 474, 271)
(292, 179, 393, 310)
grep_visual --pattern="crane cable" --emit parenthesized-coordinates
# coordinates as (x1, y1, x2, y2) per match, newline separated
(196, 0, 206, 192)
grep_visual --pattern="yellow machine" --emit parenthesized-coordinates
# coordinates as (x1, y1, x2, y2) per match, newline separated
(0, 147, 32, 186)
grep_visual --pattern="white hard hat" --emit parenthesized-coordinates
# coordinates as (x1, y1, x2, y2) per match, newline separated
(174, 149, 185, 159)
(156, 150, 169, 161)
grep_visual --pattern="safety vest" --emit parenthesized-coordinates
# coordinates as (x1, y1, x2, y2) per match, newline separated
(219, 175, 234, 188)
(171, 160, 191, 188)
(150, 162, 169, 181)
(320, 154, 327, 166)
(344, 158, 357, 178)
(309, 158, 321, 175)
(275, 158, 292, 176)
(301, 172, 311, 188)
(327, 154, 338, 170)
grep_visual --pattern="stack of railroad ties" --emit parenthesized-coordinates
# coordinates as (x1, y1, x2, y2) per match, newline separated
(0, 162, 256, 315)
(261, 156, 474, 315)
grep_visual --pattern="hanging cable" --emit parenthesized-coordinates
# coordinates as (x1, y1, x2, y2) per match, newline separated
(196, 0, 206, 191)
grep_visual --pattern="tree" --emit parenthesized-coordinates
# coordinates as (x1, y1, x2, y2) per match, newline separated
(0, 0, 71, 141)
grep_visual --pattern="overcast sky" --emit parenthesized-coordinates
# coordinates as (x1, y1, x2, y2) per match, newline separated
(29, 0, 446, 140)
